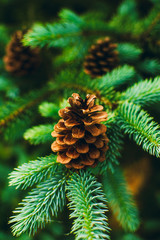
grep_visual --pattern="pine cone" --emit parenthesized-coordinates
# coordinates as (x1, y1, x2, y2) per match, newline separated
(51, 93, 109, 169)
(3, 30, 40, 76)
(84, 37, 119, 78)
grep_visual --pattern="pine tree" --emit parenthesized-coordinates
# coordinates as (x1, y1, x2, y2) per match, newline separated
(0, 0, 160, 239)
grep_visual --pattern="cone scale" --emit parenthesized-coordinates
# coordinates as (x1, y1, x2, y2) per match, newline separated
(3, 30, 40, 76)
(51, 93, 109, 169)
(84, 37, 119, 78)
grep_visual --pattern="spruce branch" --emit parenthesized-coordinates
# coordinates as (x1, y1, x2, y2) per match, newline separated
(9, 154, 60, 189)
(105, 117, 124, 170)
(24, 124, 54, 145)
(117, 43, 142, 64)
(4, 114, 32, 141)
(55, 39, 90, 63)
(120, 76, 160, 106)
(39, 102, 60, 118)
(131, 8, 160, 36)
(117, 102, 160, 157)
(23, 9, 142, 50)
(63, 82, 113, 107)
(109, 6, 160, 42)
(67, 171, 110, 240)
(58, 66, 138, 105)
(23, 22, 81, 48)
(118, 0, 138, 21)
(0, 88, 49, 131)
(103, 168, 140, 232)
(52, 65, 137, 107)
(59, 9, 85, 27)
(51, 70, 114, 106)
(98, 65, 137, 89)
(10, 173, 66, 236)
(108, 2, 138, 36)
(98, 115, 124, 173)
(141, 12, 160, 39)
(137, 59, 160, 76)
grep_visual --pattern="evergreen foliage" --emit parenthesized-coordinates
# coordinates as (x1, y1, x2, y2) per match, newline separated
(23, 22, 82, 48)
(98, 118, 124, 173)
(39, 102, 60, 119)
(137, 59, 160, 76)
(0, 88, 49, 140)
(0, 1, 160, 239)
(117, 43, 142, 64)
(97, 65, 137, 89)
(120, 77, 160, 106)
(8, 155, 60, 189)
(117, 102, 160, 157)
(67, 171, 110, 240)
(10, 173, 66, 236)
(24, 124, 54, 145)
(103, 168, 140, 232)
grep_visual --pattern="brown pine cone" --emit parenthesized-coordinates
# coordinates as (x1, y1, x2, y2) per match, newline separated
(84, 37, 119, 78)
(51, 93, 109, 169)
(3, 30, 40, 76)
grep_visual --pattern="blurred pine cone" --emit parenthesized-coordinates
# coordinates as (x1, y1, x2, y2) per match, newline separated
(51, 93, 109, 169)
(3, 30, 40, 76)
(84, 37, 119, 78)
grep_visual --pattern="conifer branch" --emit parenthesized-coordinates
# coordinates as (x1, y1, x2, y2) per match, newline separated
(0, 88, 49, 130)
(67, 171, 110, 240)
(98, 65, 137, 89)
(118, 43, 142, 64)
(120, 77, 160, 106)
(117, 102, 160, 157)
(39, 102, 60, 118)
(98, 116, 124, 173)
(23, 22, 82, 48)
(10, 173, 66, 236)
(24, 124, 54, 145)
(131, 8, 160, 36)
(59, 9, 85, 26)
(63, 82, 113, 107)
(137, 59, 160, 76)
(141, 12, 160, 39)
(52, 65, 137, 108)
(4, 114, 32, 141)
(51, 70, 115, 106)
(22, 9, 145, 50)
(103, 168, 140, 232)
(9, 154, 61, 189)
